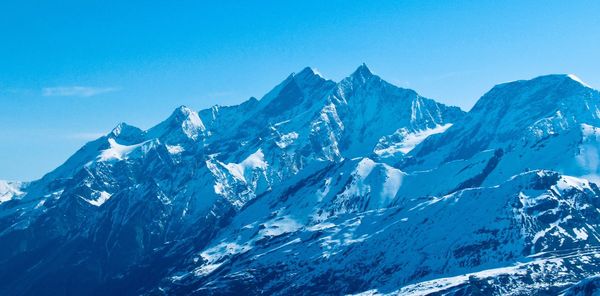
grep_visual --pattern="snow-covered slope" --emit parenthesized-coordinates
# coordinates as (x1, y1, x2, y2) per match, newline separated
(406, 74, 600, 180)
(391, 74, 600, 201)
(0, 181, 23, 203)
(156, 170, 600, 295)
(2, 69, 600, 296)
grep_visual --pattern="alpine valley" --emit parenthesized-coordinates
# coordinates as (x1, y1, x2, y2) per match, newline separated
(3, 65, 600, 296)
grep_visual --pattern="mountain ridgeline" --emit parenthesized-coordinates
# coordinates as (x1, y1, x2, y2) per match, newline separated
(2, 65, 600, 295)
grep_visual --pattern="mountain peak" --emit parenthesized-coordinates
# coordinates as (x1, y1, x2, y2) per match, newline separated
(410, 72, 600, 172)
(166, 106, 204, 127)
(346, 63, 376, 86)
(110, 122, 141, 136)
(294, 67, 322, 79)
(109, 122, 144, 144)
(495, 74, 594, 91)
(479, 73, 597, 108)
(531, 73, 590, 86)
(352, 63, 373, 77)
(146, 105, 205, 142)
(291, 66, 328, 90)
(169, 105, 205, 137)
(171, 105, 195, 118)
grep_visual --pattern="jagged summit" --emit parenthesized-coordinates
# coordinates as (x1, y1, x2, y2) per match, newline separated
(169, 105, 201, 122)
(354, 62, 372, 75)
(109, 122, 144, 142)
(146, 105, 205, 142)
(348, 63, 375, 84)
(253, 66, 336, 121)
(293, 66, 322, 79)
(290, 66, 330, 90)
(291, 64, 373, 84)
(110, 122, 135, 136)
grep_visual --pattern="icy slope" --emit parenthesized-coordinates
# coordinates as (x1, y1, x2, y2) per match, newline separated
(156, 170, 600, 295)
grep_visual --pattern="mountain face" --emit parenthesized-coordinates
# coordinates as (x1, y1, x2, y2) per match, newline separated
(394, 74, 600, 200)
(1, 67, 600, 296)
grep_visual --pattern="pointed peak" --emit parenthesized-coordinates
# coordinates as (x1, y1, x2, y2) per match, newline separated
(353, 63, 373, 77)
(294, 67, 323, 79)
(110, 122, 142, 136)
(169, 105, 203, 125)
(109, 122, 144, 144)
(166, 105, 205, 139)
(260, 67, 329, 101)
(347, 63, 376, 84)
(291, 67, 327, 87)
(166, 105, 203, 126)
(110, 122, 126, 135)
(243, 96, 260, 107)
(145, 105, 205, 143)
(295, 66, 315, 76)
(171, 105, 195, 117)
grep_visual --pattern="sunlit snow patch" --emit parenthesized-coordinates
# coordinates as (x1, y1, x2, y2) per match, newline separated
(166, 144, 184, 155)
(98, 138, 146, 162)
(224, 149, 268, 182)
(337, 158, 405, 209)
(0, 181, 23, 203)
(275, 132, 299, 149)
(375, 124, 452, 157)
(259, 216, 302, 237)
(81, 191, 112, 207)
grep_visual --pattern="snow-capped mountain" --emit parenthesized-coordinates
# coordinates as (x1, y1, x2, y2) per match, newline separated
(395, 74, 600, 200)
(1, 67, 600, 296)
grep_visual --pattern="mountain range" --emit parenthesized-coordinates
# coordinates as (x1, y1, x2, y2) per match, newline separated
(2, 65, 600, 295)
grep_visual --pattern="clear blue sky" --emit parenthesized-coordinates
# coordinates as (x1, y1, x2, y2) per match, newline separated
(2, 0, 600, 181)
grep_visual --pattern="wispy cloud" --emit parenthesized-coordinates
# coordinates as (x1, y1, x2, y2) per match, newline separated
(42, 86, 120, 97)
